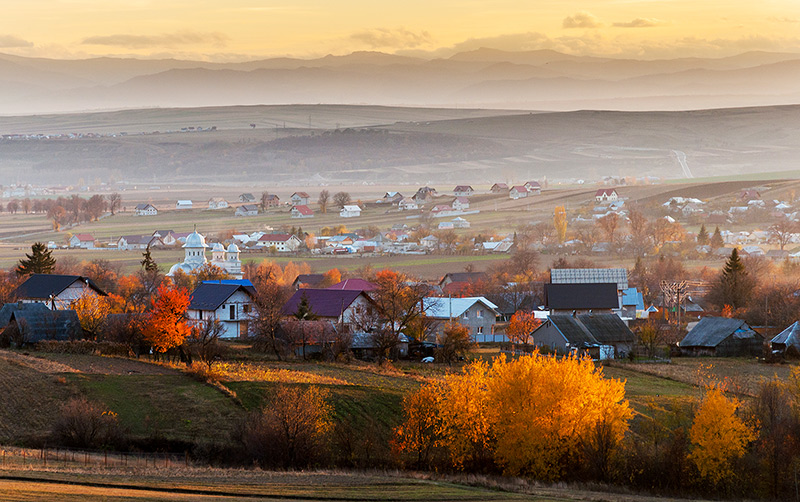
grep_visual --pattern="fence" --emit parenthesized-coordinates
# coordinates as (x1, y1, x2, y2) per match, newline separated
(0, 445, 192, 470)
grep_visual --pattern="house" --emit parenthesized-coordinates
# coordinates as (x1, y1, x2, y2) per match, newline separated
(620, 287, 646, 320)
(550, 268, 629, 290)
(595, 189, 619, 203)
(282, 289, 374, 327)
(291, 192, 310, 206)
(431, 204, 452, 214)
(381, 192, 403, 204)
(187, 281, 256, 339)
(524, 181, 542, 194)
(420, 235, 439, 249)
(398, 198, 419, 211)
(451, 197, 470, 211)
(530, 313, 635, 359)
(509, 186, 529, 199)
(68, 233, 95, 249)
(412, 186, 437, 203)
(767, 249, 789, 261)
(291, 205, 314, 218)
(544, 283, 619, 314)
(262, 194, 281, 208)
(235, 204, 259, 217)
(239, 193, 256, 203)
(351, 331, 409, 360)
(439, 272, 487, 295)
(292, 274, 327, 290)
(453, 185, 474, 197)
(208, 198, 229, 210)
(340, 205, 361, 218)
(679, 317, 763, 357)
(0, 303, 82, 345)
(490, 183, 509, 193)
(740, 189, 761, 201)
(152, 230, 178, 246)
(257, 233, 302, 252)
(326, 278, 378, 292)
(176, 200, 193, 210)
(438, 221, 454, 230)
(13, 274, 106, 310)
(326, 235, 356, 247)
(117, 235, 163, 251)
(770, 321, 800, 355)
(422, 297, 500, 343)
(134, 203, 158, 216)
(452, 217, 470, 229)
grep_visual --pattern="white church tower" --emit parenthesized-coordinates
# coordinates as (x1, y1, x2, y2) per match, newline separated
(167, 228, 209, 276)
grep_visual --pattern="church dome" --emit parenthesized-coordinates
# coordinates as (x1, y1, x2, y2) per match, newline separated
(226, 243, 240, 253)
(183, 230, 208, 249)
(211, 242, 225, 252)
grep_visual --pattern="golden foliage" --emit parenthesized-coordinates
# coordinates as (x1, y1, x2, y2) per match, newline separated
(689, 386, 756, 485)
(506, 311, 541, 347)
(553, 206, 567, 245)
(70, 294, 109, 340)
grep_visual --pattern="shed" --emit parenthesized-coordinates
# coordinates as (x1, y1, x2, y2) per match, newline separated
(680, 317, 763, 357)
(770, 321, 800, 355)
(3, 307, 82, 344)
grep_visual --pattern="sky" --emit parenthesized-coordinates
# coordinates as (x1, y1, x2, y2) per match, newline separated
(1, 1, 800, 61)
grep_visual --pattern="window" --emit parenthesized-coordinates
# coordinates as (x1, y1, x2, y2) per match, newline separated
(476, 309, 482, 318)
(477, 326, 483, 334)
(463, 311, 469, 319)
(243, 304, 251, 314)
(229, 304, 236, 320)
(198, 311, 203, 320)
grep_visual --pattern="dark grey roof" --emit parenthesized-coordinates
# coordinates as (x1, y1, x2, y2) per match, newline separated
(577, 313, 635, 344)
(545, 283, 618, 310)
(293, 274, 326, 287)
(282, 289, 367, 318)
(9, 308, 82, 343)
(189, 283, 256, 311)
(0, 302, 50, 327)
(680, 317, 759, 348)
(13, 274, 106, 300)
(547, 316, 597, 347)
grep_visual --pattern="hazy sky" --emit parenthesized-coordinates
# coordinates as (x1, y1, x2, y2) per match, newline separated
(2, 1, 800, 61)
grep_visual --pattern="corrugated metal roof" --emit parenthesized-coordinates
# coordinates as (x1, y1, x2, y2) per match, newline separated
(680, 317, 757, 347)
(282, 289, 367, 318)
(771, 321, 800, 347)
(544, 283, 618, 310)
(189, 283, 255, 311)
(577, 313, 635, 344)
(8, 308, 82, 342)
(423, 297, 499, 319)
(548, 315, 597, 347)
(550, 268, 628, 290)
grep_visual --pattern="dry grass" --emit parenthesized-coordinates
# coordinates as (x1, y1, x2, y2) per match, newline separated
(0, 350, 79, 374)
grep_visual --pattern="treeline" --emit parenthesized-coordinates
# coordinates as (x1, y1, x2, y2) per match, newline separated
(3, 193, 121, 229)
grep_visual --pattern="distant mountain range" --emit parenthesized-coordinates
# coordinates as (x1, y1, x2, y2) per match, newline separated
(1, 49, 800, 114)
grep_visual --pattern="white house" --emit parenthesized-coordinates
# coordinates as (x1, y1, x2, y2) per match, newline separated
(451, 197, 470, 211)
(12, 274, 106, 310)
(290, 192, 310, 206)
(398, 198, 418, 211)
(257, 233, 302, 252)
(595, 189, 619, 203)
(452, 217, 470, 228)
(187, 282, 255, 339)
(235, 204, 259, 217)
(453, 185, 474, 197)
(290, 205, 314, 218)
(176, 200, 193, 210)
(340, 205, 362, 218)
(117, 235, 162, 251)
(134, 203, 158, 216)
(208, 198, 229, 210)
(68, 233, 95, 249)
(422, 297, 501, 343)
(152, 230, 178, 246)
(509, 186, 529, 199)
(524, 181, 542, 194)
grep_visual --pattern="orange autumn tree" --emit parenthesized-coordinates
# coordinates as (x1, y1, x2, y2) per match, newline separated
(506, 311, 541, 350)
(319, 268, 342, 288)
(392, 383, 440, 469)
(144, 284, 192, 353)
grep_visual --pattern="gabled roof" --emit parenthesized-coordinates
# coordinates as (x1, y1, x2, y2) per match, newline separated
(576, 314, 634, 344)
(152, 229, 175, 237)
(237, 204, 259, 212)
(550, 268, 628, 290)
(596, 189, 617, 196)
(135, 203, 156, 210)
(0, 302, 51, 327)
(292, 205, 314, 215)
(292, 192, 310, 198)
(510, 185, 528, 192)
(189, 283, 256, 311)
(240, 192, 256, 200)
(293, 274, 326, 287)
(454, 185, 473, 191)
(341, 205, 361, 212)
(72, 233, 94, 242)
(454, 196, 469, 204)
(259, 233, 295, 242)
(282, 289, 368, 318)
(119, 234, 158, 245)
(621, 288, 644, 310)
(772, 321, 800, 347)
(14, 274, 106, 300)
(423, 297, 499, 319)
(327, 278, 377, 291)
(680, 317, 759, 348)
(547, 315, 597, 347)
(440, 272, 487, 285)
(544, 283, 618, 310)
(491, 183, 509, 189)
(8, 308, 82, 342)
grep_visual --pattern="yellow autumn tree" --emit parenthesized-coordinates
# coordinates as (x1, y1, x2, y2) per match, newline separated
(71, 293, 110, 340)
(506, 311, 541, 350)
(553, 206, 567, 244)
(486, 353, 631, 480)
(393, 383, 440, 468)
(689, 386, 755, 485)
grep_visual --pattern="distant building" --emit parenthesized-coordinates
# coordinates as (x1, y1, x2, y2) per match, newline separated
(176, 200, 193, 210)
(595, 189, 619, 203)
(238, 193, 256, 203)
(398, 198, 418, 211)
(290, 205, 314, 218)
(509, 186, 529, 199)
(68, 233, 95, 249)
(151, 230, 178, 246)
(257, 233, 302, 252)
(117, 235, 162, 251)
(680, 317, 763, 357)
(208, 198, 229, 210)
(290, 192, 310, 206)
(262, 194, 281, 208)
(134, 203, 158, 216)
(235, 204, 259, 217)
(451, 197, 470, 211)
(381, 192, 403, 204)
(491, 183, 509, 193)
(423, 296, 500, 343)
(187, 282, 256, 339)
(453, 185, 474, 197)
(340, 205, 361, 218)
(13, 274, 106, 310)
(531, 314, 635, 360)
(524, 181, 541, 193)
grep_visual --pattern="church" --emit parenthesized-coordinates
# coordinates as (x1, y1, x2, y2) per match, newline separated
(167, 229, 243, 279)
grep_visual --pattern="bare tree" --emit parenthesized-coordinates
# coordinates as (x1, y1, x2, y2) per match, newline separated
(769, 219, 798, 251)
(250, 280, 291, 359)
(108, 193, 122, 215)
(189, 319, 225, 369)
(318, 190, 330, 214)
(596, 213, 620, 244)
(333, 191, 352, 209)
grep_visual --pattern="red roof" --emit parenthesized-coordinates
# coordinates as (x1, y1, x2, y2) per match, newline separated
(292, 205, 313, 215)
(596, 189, 617, 196)
(259, 233, 294, 242)
(292, 192, 310, 198)
(511, 185, 528, 192)
(326, 278, 378, 291)
(432, 204, 451, 212)
(73, 233, 94, 241)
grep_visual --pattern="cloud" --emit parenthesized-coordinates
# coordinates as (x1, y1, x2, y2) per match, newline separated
(0, 35, 33, 48)
(348, 28, 433, 49)
(613, 18, 665, 28)
(563, 12, 603, 29)
(82, 32, 229, 49)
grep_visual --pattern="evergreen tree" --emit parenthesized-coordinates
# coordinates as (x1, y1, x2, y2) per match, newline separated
(708, 248, 755, 310)
(697, 224, 709, 245)
(141, 246, 159, 272)
(16, 242, 56, 276)
(710, 226, 724, 249)
(293, 294, 318, 321)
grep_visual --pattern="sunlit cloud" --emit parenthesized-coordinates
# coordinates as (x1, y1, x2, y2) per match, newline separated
(348, 28, 433, 49)
(0, 35, 33, 48)
(613, 18, 666, 28)
(563, 12, 604, 29)
(82, 32, 229, 49)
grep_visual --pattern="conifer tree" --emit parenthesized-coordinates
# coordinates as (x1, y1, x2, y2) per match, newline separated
(697, 224, 709, 245)
(16, 242, 56, 276)
(710, 226, 724, 249)
(141, 246, 159, 272)
(293, 294, 317, 320)
(708, 248, 755, 310)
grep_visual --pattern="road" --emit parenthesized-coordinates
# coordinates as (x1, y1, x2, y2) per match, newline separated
(672, 150, 694, 178)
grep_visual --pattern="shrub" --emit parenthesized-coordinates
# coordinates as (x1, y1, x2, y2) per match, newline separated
(51, 397, 124, 449)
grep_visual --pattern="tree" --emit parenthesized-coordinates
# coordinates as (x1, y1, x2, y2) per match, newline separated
(144, 285, 191, 354)
(707, 248, 756, 311)
(394, 383, 440, 469)
(71, 294, 109, 340)
(250, 278, 292, 359)
(553, 206, 567, 245)
(293, 293, 317, 320)
(189, 319, 225, 369)
(506, 311, 541, 350)
(193, 263, 231, 283)
(636, 320, 664, 359)
(689, 386, 755, 486)
(6, 200, 19, 214)
(627, 208, 649, 253)
(317, 190, 330, 214)
(436, 322, 474, 365)
(16, 242, 56, 276)
(696, 224, 709, 245)
(596, 213, 619, 244)
(649, 218, 686, 250)
(750, 379, 797, 498)
(769, 219, 797, 251)
(21, 198, 31, 214)
(85, 194, 106, 221)
(108, 192, 122, 215)
(141, 246, 159, 273)
(333, 191, 351, 209)
(369, 270, 429, 364)
(259, 191, 272, 211)
(710, 226, 724, 249)
(319, 268, 341, 287)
